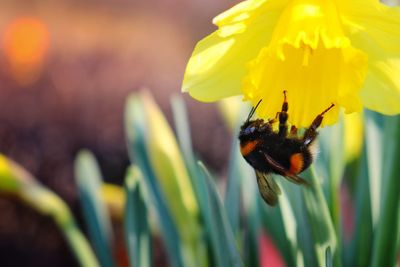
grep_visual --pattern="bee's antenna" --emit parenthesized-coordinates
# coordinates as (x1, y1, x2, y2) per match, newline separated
(246, 99, 262, 122)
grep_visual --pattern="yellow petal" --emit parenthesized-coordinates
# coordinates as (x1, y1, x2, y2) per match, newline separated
(243, 0, 368, 128)
(182, 0, 287, 102)
(361, 59, 400, 114)
(338, 1, 400, 114)
(101, 183, 125, 221)
(217, 96, 244, 131)
(213, 0, 285, 37)
(344, 112, 363, 162)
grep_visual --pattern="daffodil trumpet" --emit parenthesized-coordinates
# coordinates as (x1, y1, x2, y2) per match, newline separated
(183, 0, 400, 128)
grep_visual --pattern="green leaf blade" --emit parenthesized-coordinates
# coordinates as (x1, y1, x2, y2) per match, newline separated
(124, 94, 185, 267)
(371, 115, 400, 267)
(198, 162, 244, 267)
(301, 167, 337, 267)
(124, 166, 151, 267)
(74, 150, 115, 267)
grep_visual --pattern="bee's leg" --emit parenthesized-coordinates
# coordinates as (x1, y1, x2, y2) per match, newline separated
(302, 103, 335, 146)
(268, 112, 279, 124)
(289, 125, 298, 137)
(278, 90, 289, 137)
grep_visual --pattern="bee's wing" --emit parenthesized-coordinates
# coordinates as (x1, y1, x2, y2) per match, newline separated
(255, 170, 281, 206)
(262, 152, 309, 186)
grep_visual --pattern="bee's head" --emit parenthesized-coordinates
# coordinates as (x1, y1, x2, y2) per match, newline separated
(239, 100, 266, 142)
(239, 119, 263, 137)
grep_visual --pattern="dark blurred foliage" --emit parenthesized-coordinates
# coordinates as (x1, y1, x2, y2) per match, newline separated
(0, 196, 79, 266)
(0, 0, 240, 266)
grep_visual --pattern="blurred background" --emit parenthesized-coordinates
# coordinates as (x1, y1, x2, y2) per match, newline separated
(0, 1, 240, 266)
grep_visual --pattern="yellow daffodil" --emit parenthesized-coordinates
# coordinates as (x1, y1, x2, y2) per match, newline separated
(182, 0, 400, 127)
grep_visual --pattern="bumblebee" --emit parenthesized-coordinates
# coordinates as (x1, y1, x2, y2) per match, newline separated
(238, 91, 334, 205)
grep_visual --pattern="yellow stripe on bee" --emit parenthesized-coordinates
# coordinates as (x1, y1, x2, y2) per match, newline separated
(240, 140, 259, 156)
(289, 153, 304, 174)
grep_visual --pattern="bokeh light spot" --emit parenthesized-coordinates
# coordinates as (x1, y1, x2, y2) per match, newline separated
(3, 16, 50, 86)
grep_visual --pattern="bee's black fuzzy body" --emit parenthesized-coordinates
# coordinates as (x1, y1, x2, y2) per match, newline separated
(239, 125, 312, 175)
(238, 92, 334, 205)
